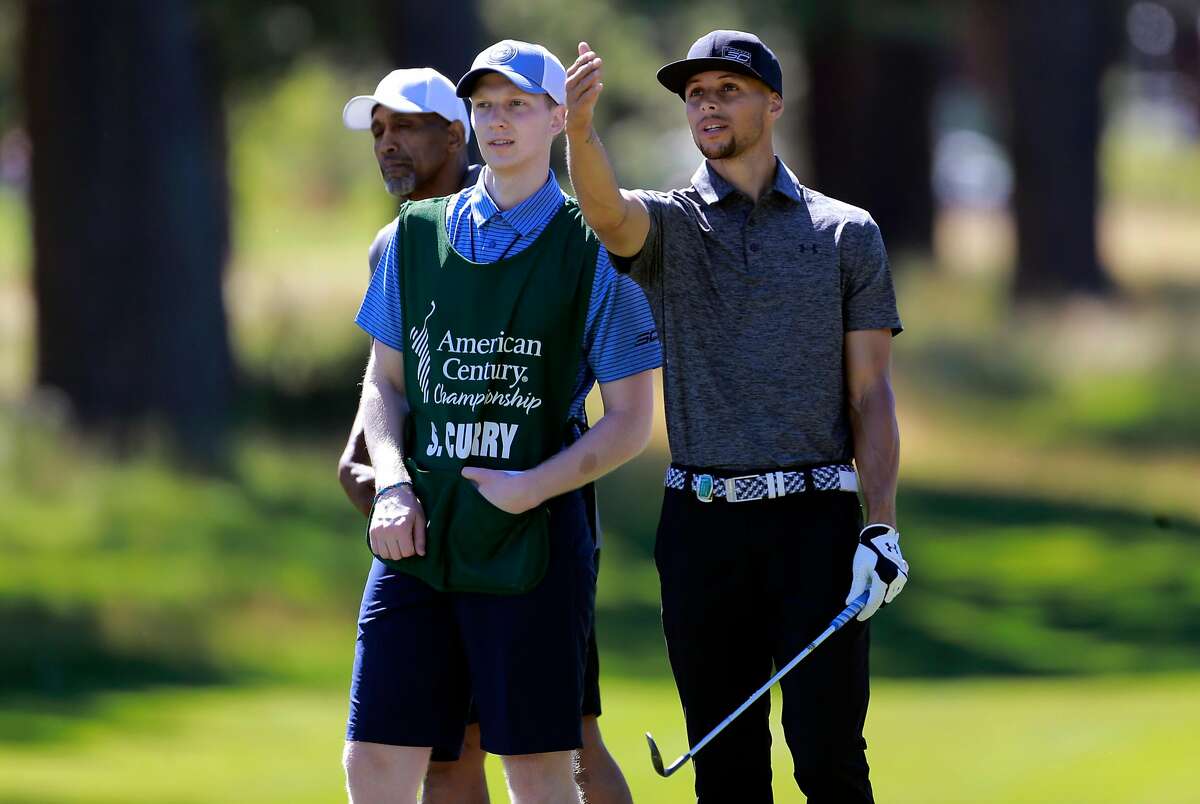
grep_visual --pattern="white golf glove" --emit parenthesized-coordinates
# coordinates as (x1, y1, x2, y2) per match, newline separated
(846, 523, 909, 621)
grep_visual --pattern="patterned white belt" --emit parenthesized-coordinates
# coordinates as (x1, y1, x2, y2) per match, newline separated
(664, 464, 857, 503)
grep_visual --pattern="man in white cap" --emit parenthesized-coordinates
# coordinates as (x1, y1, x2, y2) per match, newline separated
(340, 67, 491, 803)
(342, 41, 657, 804)
(339, 67, 481, 521)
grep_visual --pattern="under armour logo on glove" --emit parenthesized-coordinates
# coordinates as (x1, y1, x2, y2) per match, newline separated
(845, 524, 909, 621)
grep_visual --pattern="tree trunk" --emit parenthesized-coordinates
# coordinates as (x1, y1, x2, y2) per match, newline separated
(803, 11, 939, 253)
(372, 0, 482, 84)
(1005, 0, 1111, 298)
(371, 0, 483, 163)
(23, 0, 232, 450)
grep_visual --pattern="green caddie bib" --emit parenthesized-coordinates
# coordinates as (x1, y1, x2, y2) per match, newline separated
(368, 196, 598, 594)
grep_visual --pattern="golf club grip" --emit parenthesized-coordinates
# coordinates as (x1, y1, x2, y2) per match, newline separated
(687, 591, 871, 758)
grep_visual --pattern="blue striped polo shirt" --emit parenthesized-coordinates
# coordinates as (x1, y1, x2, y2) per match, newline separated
(356, 169, 662, 421)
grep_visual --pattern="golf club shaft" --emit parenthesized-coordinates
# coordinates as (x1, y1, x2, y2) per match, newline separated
(685, 591, 870, 761)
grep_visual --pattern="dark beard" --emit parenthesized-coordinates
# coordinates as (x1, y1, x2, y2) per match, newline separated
(696, 135, 738, 160)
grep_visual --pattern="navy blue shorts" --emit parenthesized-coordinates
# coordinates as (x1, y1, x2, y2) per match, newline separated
(426, 551, 604, 763)
(346, 490, 596, 757)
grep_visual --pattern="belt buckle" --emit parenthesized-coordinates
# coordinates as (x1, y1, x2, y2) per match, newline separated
(695, 474, 714, 503)
(725, 474, 761, 503)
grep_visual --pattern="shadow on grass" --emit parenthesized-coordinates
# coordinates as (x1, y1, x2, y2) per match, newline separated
(898, 340, 1049, 402)
(0, 598, 231, 745)
(0, 599, 228, 695)
(594, 598, 672, 679)
(591, 453, 1200, 680)
(899, 483, 1200, 537)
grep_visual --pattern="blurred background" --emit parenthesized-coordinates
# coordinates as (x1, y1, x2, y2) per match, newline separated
(1, 0, 1198, 801)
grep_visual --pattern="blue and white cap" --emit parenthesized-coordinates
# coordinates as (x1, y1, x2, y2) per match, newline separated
(456, 40, 567, 105)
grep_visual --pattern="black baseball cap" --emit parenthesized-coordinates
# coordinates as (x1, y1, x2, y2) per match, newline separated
(657, 30, 783, 100)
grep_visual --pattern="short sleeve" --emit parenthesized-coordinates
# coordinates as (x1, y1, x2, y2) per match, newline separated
(367, 219, 396, 278)
(583, 247, 662, 382)
(608, 189, 666, 289)
(842, 217, 903, 335)
(354, 226, 406, 351)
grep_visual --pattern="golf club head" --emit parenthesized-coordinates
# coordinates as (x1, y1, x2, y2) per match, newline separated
(646, 732, 667, 776)
(647, 732, 690, 777)
(645, 596, 870, 782)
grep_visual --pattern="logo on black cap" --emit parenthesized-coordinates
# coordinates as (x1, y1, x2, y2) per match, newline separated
(657, 30, 784, 99)
(487, 43, 517, 64)
(723, 47, 752, 65)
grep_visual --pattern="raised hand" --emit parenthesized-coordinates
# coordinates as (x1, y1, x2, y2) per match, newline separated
(565, 41, 605, 135)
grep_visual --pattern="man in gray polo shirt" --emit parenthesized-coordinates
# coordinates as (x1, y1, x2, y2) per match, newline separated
(565, 30, 908, 803)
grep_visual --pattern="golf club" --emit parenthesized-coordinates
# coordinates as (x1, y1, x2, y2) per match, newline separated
(646, 589, 872, 778)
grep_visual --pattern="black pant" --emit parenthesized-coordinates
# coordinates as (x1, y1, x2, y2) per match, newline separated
(655, 484, 873, 804)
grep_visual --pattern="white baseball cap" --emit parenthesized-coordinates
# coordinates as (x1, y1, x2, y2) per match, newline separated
(456, 40, 567, 105)
(342, 67, 471, 143)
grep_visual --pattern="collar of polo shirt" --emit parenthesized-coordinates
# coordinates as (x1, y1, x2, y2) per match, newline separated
(691, 157, 805, 206)
(467, 169, 562, 234)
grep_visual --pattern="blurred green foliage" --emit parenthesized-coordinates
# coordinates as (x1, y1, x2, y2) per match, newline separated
(897, 273, 1200, 454)
(0, 189, 26, 282)
(1103, 127, 1200, 210)
(228, 60, 393, 258)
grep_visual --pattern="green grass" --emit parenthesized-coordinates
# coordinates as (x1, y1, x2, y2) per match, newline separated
(2, 675, 1198, 803)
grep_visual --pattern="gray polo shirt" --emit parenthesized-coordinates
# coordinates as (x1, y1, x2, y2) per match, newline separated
(613, 157, 902, 471)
